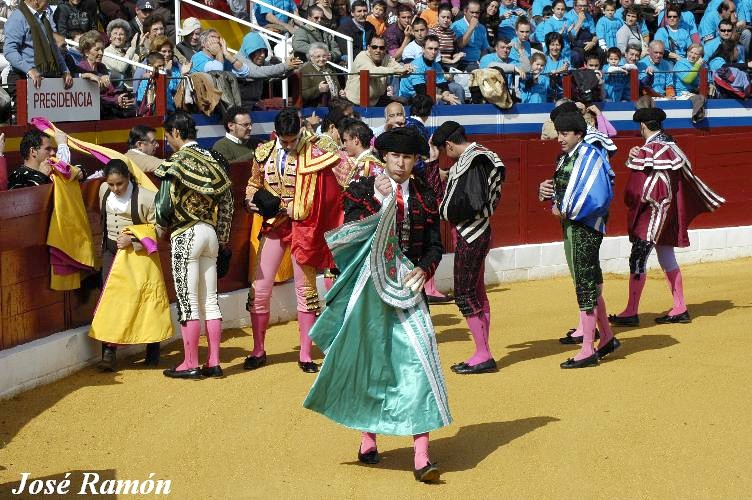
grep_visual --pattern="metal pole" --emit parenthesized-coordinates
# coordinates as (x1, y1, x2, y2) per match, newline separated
(347, 39, 354, 73)
(282, 35, 289, 105)
(175, 0, 181, 46)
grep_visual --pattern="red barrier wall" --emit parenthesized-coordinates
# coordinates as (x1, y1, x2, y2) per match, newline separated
(1, 130, 750, 351)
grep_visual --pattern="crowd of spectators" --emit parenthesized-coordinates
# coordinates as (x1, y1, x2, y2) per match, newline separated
(1, 0, 752, 125)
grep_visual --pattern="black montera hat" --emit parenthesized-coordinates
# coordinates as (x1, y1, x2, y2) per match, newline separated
(553, 112, 587, 134)
(375, 127, 429, 156)
(549, 101, 580, 121)
(632, 107, 667, 123)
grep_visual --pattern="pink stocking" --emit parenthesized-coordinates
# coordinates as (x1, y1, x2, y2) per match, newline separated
(466, 314, 492, 366)
(665, 268, 687, 315)
(424, 276, 447, 298)
(618, 273, 646, 317)
(205, 319, 222, 367)
(250, 312, 269, 357)
(595, 294, 614, 348)
(323, 276, 334, 291)
(176, 320, 201, 370)
(360, 432, 377, 454)
(573, 311, 596, 361)
(413, 433, 430, 470)
(297, 311, 317, 363)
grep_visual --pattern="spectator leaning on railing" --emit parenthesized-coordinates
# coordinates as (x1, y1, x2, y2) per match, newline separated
(191, 29, 249, 77)
(399, 34, 463, 104)
(238, 31, 303, 109)
(637, 40, 675, 97)
(3, 0, 73, 100)
(345, 33, 414, 106)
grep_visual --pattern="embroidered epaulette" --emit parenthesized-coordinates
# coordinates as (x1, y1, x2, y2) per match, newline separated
(254, 140, 276, 163)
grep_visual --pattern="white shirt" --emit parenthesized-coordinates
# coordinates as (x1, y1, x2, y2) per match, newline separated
(106, 181, 134, 213)
(225, 132, 243, 144)
(402, 41, 441, 63)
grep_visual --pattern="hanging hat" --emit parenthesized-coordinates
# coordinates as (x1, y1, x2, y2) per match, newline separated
(375, 127, 429, 156)
(632, 107, 667, 123)
(430, 121, 464, 147)
(553, 112, 587, 134)
(179, 17, 202, 36)
(549, 101, 580, 121)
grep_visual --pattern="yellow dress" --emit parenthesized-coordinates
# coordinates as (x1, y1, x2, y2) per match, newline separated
(89, 224, 174, 344)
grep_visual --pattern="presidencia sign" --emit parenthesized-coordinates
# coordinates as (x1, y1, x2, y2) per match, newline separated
(27, 78, 100, 122)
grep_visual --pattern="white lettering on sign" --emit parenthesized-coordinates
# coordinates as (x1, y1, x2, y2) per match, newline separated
(27, 78, 100, 122)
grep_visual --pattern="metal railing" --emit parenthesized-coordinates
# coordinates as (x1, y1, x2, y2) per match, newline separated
(245, 0, 353, 72)
(176, 0, 292, 101)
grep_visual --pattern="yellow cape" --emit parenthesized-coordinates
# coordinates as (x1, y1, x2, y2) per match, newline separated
(89, 224, 174, 344)
(248, 214, 294, 283)
(47, 164, 97, 290)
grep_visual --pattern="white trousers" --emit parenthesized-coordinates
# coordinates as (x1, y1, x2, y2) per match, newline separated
(171, 222, 221, 322)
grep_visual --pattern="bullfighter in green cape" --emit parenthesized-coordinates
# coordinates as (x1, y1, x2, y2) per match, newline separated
(303, 127, 451, 483)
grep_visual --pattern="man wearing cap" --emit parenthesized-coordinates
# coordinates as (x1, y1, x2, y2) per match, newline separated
(243, 107, 342, 374)
(176, 17, 202, 61)
(609, 107, 725, 326)
(303, 126, 450, 484)
(430, 121, 505, 374)
(539, 99, 617, 345)
(550, 110, 619, 369)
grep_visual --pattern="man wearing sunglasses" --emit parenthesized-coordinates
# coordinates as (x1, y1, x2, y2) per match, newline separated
(345, 34, 414, 106)
(212, 106, 255, 163)
(704, 19, 746, 63)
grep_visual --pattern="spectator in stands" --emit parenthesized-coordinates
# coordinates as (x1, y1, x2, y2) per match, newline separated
(616, 6, 648, 56)
(402, 18, 437, 63)
(654, 4, 692, 62)
(674, 43, 709, 95)
(52, 32, 80, 76)
(535, 0, 572, 58)
(368, 1, 388, 36)
(176, 17, 202, 62)
(479, 37, 522, 93)
(452, 0, 490, 71)
(54, 0, 94, 39)
(656, 3, 701, 44)
(316, 0, 339, 30)
(135, 51, 166, 113)
(596, 1, 624, 52)
(301, 43, 345, 107)
(616, 0, 649, 43)
(544, 32, 570, 101)
(293, 6, 343, 62)
(509, 17, 532, 69)
(497, 0, 526, 42)
(346, 34, 413, 106)
(238, 32, 303, 109)
(705, 19, 745, 63)
(421, 0, 440, 27)
(130, 0, 154, 42)
(519, 52, 549, 103)
(431, 3, 464, 68)
(637, 40, 676, 97)
(191, 29, 250, 76)
(212, 106, 255, 163)
(3, 0, 73, 100)
(338, 0, 375, 58)
(385, 4, 414, 61)
(399, 34, 463, 103)
(565, 0, 598, 67)
(480, 0, 500, 45)
(700, 0, 737, 44)
(77, 30, 136, 118)
(125, 125, 162, 173)
(372, 101, 406, 136)
(8, 129, 73, 190)
(103, 20, 140, 84)
(137, 13, 166, 57)
(708, 38, 752, 73)
(100, 0, 135, 26)
(602, 45, 637, 101)
(256, 0, 301, 35)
